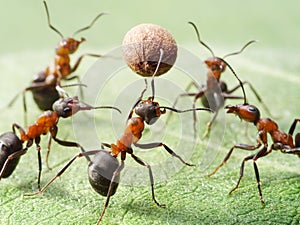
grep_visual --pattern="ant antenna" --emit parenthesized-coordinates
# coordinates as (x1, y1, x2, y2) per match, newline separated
(43, 1, 64, 39)
(218, 57, 247, 104)
(72, 12, 108, 37)
(78, 100, 121, 114)
(150, 48, 164, 100)
(160, 106, 213, 113)
(188, 22, 215, 57)
(223, 40, 257, 58)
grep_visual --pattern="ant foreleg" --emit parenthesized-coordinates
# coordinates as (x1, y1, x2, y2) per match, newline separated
(127, 79, 148, 122)
(130, 153, 165, 208)
(71, 53, 102, 73)
(207, 143, 262, 177)
(12, 123, 26, 139)
(134, 142, 194, 166)
(50, 126, 90, 162)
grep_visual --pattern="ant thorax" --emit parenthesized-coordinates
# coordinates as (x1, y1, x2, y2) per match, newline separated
(204, 57, 226, 80)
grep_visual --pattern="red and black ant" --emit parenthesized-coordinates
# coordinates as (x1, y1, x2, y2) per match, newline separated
(168, 22, 271, 138)
(26, 49, 212, 224)
(8, 1, 106, 124)
(0, 96, 120, 190)
(207, 103, 300, 204)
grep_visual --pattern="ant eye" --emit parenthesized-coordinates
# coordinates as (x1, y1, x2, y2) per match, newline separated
(248, 106, 256, 112)
(63, 107, 71, 113)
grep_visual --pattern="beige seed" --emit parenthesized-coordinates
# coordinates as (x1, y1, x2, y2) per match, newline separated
(122, 23, 177, 77)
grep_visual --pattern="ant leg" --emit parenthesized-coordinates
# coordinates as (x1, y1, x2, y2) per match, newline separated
(50, 126, 91, 162)
(52, 136, 90, 161)
(166, 92, 200, 125)
(134, 142, 194, 166)
(97, 160, 125, 224)
(22, 90, 28, 126)
(25, 150, 100, 196)
(253, 161, 264, 204)
(202, 109, 219, 139)
(192, 93, 202, 139)
(186, 81, 201, 91)
(126, 79, 148, 122)
(71, 53, 102, 73)
(228, 153, 255, 195)
(130, 153, 165, 207)
(230, 147, 270, 203)
(288, 119, 300, 136)
(207, 143, 262, 177)
(101, 143, 112, 148)
(46, 134, 52, 170)
(0, 148, 28, 180)
(62, 75, 86, 100)
(166, 81, 205, 126)
(7, 89, 28, 125)
(281, 147, 300, 155)
(12, 123, 26, 139)
(34, 137, 42, 190)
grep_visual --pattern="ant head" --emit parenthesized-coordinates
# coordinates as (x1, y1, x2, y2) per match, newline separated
(43, 0, 106, 54)
(56, 37, 85, 55)
(53, 96, 121, 118)
(52, 96, 81, 118)
(204, 57, 226, 80)
(225, 103, 261, 124)
(135, 98, 165, 125)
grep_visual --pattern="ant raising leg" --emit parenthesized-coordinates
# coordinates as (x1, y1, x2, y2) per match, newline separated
(168, 22, 272, 138)
(207, 103, 300, 203)
(7, 0, 107, 124)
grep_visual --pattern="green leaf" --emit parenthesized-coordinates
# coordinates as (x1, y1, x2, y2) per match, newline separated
(1, 1, 299, 225)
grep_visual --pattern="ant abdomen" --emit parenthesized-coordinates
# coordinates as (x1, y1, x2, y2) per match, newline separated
(0, 132, 23, 178)
(31, 71, 60, 110)
(88, 150, 120, 196)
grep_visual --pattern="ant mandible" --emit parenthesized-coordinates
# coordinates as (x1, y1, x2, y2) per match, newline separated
(8, 0, 107, 124)
(168, 22, 271, 138)
(207, 103, 300, 204)
(0, 96, 120, 190)
(26, 49, 212, 224)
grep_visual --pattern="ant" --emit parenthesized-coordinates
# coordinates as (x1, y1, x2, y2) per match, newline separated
(8, 0, 107, 124)
(207, 103, 300, 204)
(0, 96, 120, 190)
(168, 22, 271, 138)
(26, 49, 212, 224)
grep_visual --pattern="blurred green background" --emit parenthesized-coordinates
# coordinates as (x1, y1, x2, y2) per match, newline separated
(0, 0, 299, 224)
